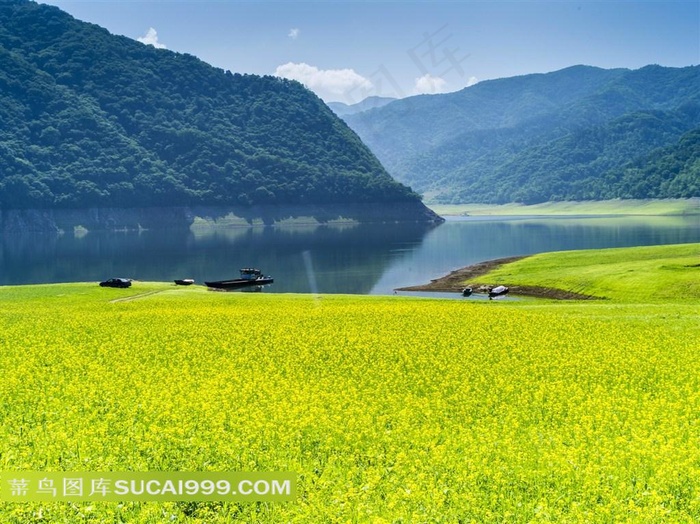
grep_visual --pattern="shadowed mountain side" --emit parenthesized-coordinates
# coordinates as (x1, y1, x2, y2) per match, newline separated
(0, 0, 437, 222)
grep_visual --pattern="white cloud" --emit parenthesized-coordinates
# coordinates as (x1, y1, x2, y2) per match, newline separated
(274, 62, 373, 101)
(414, 74, 448, 95)
(467, 76, 479, 87)
(137, 27, 166, 49)
(288, 28, 300, 40)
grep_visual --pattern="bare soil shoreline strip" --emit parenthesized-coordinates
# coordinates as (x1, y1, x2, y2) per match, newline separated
(396, 255, 599, 300)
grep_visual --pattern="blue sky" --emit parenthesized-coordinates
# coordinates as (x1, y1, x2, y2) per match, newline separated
(39, 1, 699, 103)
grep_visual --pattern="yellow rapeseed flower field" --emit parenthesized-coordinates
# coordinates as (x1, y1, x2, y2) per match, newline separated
(0, 266, 698, 522)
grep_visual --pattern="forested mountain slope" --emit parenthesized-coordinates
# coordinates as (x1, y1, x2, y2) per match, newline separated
(343, 65, 700, 203)
(0, 0, 423, 212)
(327, 96, 397, 117)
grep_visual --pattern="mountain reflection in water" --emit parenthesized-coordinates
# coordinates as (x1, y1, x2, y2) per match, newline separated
(1, 215, 699, 294)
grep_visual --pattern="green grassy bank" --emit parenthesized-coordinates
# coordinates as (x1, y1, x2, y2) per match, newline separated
(0, 244, 699, 522)
(479, 242, 700, 303)
(430, 198, 700, 216)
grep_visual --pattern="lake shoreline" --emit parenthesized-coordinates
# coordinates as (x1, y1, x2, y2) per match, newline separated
(428, 198, 700, 217)
(0, 202, 443, 233)
(396, 255, 599, 300)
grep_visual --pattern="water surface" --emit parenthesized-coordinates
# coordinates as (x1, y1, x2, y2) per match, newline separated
(1, 215, 698, 294)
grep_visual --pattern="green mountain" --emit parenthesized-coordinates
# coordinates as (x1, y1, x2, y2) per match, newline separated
(343, 65, 700, 204)
(327, 96, 397, 117)
(605, 127, 700, 199)
(0, 0, 424, 213)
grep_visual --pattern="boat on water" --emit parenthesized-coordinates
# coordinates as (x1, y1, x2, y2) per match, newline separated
(205, 268, 274, 290)
(174, 279, 195, 286)
(488, 285, 509, 298)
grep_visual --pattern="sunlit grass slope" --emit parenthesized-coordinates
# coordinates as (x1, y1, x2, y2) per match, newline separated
(1, 248, 699, 522)
(480, 242, 700, 302)
(430, 198, 700, 216)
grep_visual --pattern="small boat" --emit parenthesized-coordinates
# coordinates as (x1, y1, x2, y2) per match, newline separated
(174, 279, 195, 286)
(205, 268, 274, 290)
(488, 285, 509, 298)
(462, 287, 473, 297)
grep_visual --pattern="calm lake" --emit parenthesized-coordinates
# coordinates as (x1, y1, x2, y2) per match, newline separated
(2, 215, 699, 294)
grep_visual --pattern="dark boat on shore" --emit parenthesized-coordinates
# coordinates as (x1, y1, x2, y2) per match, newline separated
(205, 268, 274, 290)
(174, 279, 195, 286)
(488, 285, 509, 298)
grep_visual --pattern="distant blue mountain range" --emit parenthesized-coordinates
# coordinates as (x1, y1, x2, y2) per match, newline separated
(340, 65, 700, 204)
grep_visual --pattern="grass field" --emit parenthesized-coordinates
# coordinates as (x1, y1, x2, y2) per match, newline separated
(1, 244, 699, 522)
(480, 243, 700, 303)
(430, 198, 700, 217)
